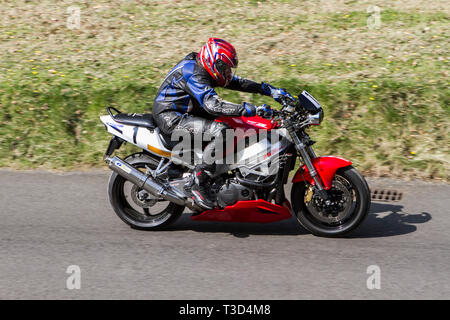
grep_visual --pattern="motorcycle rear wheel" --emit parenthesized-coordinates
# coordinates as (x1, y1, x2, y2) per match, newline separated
(108, 153, 185, 230)
(291, 165, 370, 237)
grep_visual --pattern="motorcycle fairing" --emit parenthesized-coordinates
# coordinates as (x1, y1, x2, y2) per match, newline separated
(191, 199, 292, 223)
(292, 156, 352, 190)
(100, 115, 172, 158)
(216, 115, 278, 131)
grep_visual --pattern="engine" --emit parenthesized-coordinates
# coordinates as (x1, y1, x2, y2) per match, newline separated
(216, 181, 253, 208)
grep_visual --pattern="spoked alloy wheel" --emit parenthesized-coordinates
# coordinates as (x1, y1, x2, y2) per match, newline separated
(291, 166, 370, 237)
(108, 153, 184, 230)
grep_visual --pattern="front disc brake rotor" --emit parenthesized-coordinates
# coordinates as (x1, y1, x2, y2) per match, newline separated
(130, 185, 159, 208)
(306, 176, 354, 224)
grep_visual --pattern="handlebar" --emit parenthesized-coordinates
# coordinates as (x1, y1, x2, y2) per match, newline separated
(258, 90, 323, 129)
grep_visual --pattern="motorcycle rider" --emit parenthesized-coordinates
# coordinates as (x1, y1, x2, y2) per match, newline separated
(152, 37, 294, 210)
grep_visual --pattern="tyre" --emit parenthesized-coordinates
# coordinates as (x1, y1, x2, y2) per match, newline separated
(291, 165, 371, 237)
(108, 153, 185, 230)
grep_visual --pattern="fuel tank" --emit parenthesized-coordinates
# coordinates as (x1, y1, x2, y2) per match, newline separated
(216, 115, 278, 131)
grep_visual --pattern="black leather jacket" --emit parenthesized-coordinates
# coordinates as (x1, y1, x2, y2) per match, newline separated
(152, 52, 267, 134)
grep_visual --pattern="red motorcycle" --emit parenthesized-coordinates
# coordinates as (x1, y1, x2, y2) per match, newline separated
(101, 90, 371, 237)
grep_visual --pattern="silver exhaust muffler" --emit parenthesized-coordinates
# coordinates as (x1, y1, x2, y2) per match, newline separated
(106, 156, 186, 206)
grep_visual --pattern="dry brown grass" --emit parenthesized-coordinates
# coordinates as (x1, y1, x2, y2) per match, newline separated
(1, 0, 448, 79)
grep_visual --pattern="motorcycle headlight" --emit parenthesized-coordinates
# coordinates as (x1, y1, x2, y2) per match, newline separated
(308, 109, 324, 125)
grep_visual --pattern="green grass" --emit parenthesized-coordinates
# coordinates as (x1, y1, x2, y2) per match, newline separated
(0, 0, 449, 180)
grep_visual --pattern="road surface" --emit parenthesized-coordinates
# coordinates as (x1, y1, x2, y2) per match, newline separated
(0, 169, 449, 299)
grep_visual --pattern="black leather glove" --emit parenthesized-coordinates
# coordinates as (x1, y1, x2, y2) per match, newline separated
(241, 102, 256, 117)
(256, 104, 273, 119)
(261, 82, 296, 104)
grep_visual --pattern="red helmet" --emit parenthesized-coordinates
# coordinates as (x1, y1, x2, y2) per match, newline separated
(198, 38, 238, 87)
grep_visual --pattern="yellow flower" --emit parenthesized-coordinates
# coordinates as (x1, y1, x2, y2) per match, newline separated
(387, 61, 392, 63)
(369, 97, 374, 101)
(410, 151, 416, 155)
(60, 74, 65, 77)
(32, 71, 38, 75)
(372, 85, 378, 88)
(123, 75, 129, 78)
(290, 64, 296, 67)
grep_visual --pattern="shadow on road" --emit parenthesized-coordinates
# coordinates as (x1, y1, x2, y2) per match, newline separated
(170, 215, 307, 238)
(348, 202, 431, 238)
(167, 202, 431, 238)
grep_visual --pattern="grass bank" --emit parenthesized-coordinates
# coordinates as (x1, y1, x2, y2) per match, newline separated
(1, 0, 449, 180)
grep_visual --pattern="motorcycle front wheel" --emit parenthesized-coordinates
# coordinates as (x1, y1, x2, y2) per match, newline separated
(291, 165, 371, 237)
(108, 153, 185, 230)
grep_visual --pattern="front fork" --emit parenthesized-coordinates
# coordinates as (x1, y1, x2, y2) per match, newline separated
(287, 126, 330, 202)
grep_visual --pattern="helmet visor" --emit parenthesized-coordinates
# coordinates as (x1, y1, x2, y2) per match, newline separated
(215, 59, 237, 86)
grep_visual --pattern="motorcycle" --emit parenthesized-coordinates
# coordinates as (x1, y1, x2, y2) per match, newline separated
(100, 90, 371, 237)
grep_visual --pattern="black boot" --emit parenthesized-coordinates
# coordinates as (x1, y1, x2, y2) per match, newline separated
(190, 164, 216, 210)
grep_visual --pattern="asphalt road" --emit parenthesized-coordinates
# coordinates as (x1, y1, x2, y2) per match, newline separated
(0, 169, 449, 299)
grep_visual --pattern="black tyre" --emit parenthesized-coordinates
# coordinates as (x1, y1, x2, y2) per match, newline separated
(291, 165, 370, 237)
(108, 153, 185, 230)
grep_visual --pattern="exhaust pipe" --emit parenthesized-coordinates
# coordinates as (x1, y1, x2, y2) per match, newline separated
(106, 156, 186, 206)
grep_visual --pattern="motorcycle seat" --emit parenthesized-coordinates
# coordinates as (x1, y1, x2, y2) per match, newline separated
(113, 113, 156, 129)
